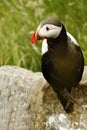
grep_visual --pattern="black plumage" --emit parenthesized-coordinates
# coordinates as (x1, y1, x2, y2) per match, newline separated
(31, 18, 84, 112)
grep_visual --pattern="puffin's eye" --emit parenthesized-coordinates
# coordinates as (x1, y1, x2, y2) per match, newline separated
(46, 26, 49, 31)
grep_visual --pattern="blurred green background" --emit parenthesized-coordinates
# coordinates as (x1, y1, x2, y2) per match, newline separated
(0, 0, 87, 72)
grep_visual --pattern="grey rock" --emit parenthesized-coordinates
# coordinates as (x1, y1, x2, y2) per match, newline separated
(0, 66, 87, 130)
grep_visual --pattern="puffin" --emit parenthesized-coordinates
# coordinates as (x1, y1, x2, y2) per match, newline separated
(31, 18, 84, 112)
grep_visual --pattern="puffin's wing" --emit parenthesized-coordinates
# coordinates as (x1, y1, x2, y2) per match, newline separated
(41, 32, 79, 55)
(67, 32, 79, 46)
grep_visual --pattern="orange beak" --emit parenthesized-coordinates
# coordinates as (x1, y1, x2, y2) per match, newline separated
(31, 31, 45, 44)
(31, 31, 38, 44)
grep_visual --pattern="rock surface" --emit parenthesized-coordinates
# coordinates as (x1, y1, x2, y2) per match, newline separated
(0, 66, 87, 130)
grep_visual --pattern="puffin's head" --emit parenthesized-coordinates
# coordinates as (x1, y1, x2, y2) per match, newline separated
(31, 18, 62, 43)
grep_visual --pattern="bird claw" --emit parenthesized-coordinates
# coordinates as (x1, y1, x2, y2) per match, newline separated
(60, 89, 80, 113)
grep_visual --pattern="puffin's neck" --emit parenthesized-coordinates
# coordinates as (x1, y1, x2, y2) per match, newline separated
(47, 25, 67, 50)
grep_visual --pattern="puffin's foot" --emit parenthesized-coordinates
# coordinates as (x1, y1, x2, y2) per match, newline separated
(57, 89, 79, 113)
(65, 101, 74, 113)
(61, 89, 79, 104)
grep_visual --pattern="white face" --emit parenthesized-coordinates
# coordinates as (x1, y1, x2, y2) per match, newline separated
(38, 24, 62, 39)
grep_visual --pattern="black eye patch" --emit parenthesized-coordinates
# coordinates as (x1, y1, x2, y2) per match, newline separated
(46, 26, 50, 31)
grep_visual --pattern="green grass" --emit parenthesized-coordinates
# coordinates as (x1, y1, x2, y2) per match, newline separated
(0, 0, 87, 72)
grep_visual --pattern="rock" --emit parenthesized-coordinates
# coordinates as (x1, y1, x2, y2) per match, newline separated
(0, 66, 87, 130)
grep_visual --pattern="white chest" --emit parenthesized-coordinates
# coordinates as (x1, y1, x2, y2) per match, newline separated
(42, 39, 48, 55)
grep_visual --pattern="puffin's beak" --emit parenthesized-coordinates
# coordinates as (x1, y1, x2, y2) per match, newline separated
(31, 30, 44, 44)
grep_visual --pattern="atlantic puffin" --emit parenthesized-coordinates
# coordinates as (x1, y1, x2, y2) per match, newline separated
(31, 18, 84, 112)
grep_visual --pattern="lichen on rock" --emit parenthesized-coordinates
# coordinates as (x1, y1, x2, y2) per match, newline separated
(0, 66, 87, 130)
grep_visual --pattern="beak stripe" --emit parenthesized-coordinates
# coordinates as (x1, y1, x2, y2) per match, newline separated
(31, 31, 37, 44)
